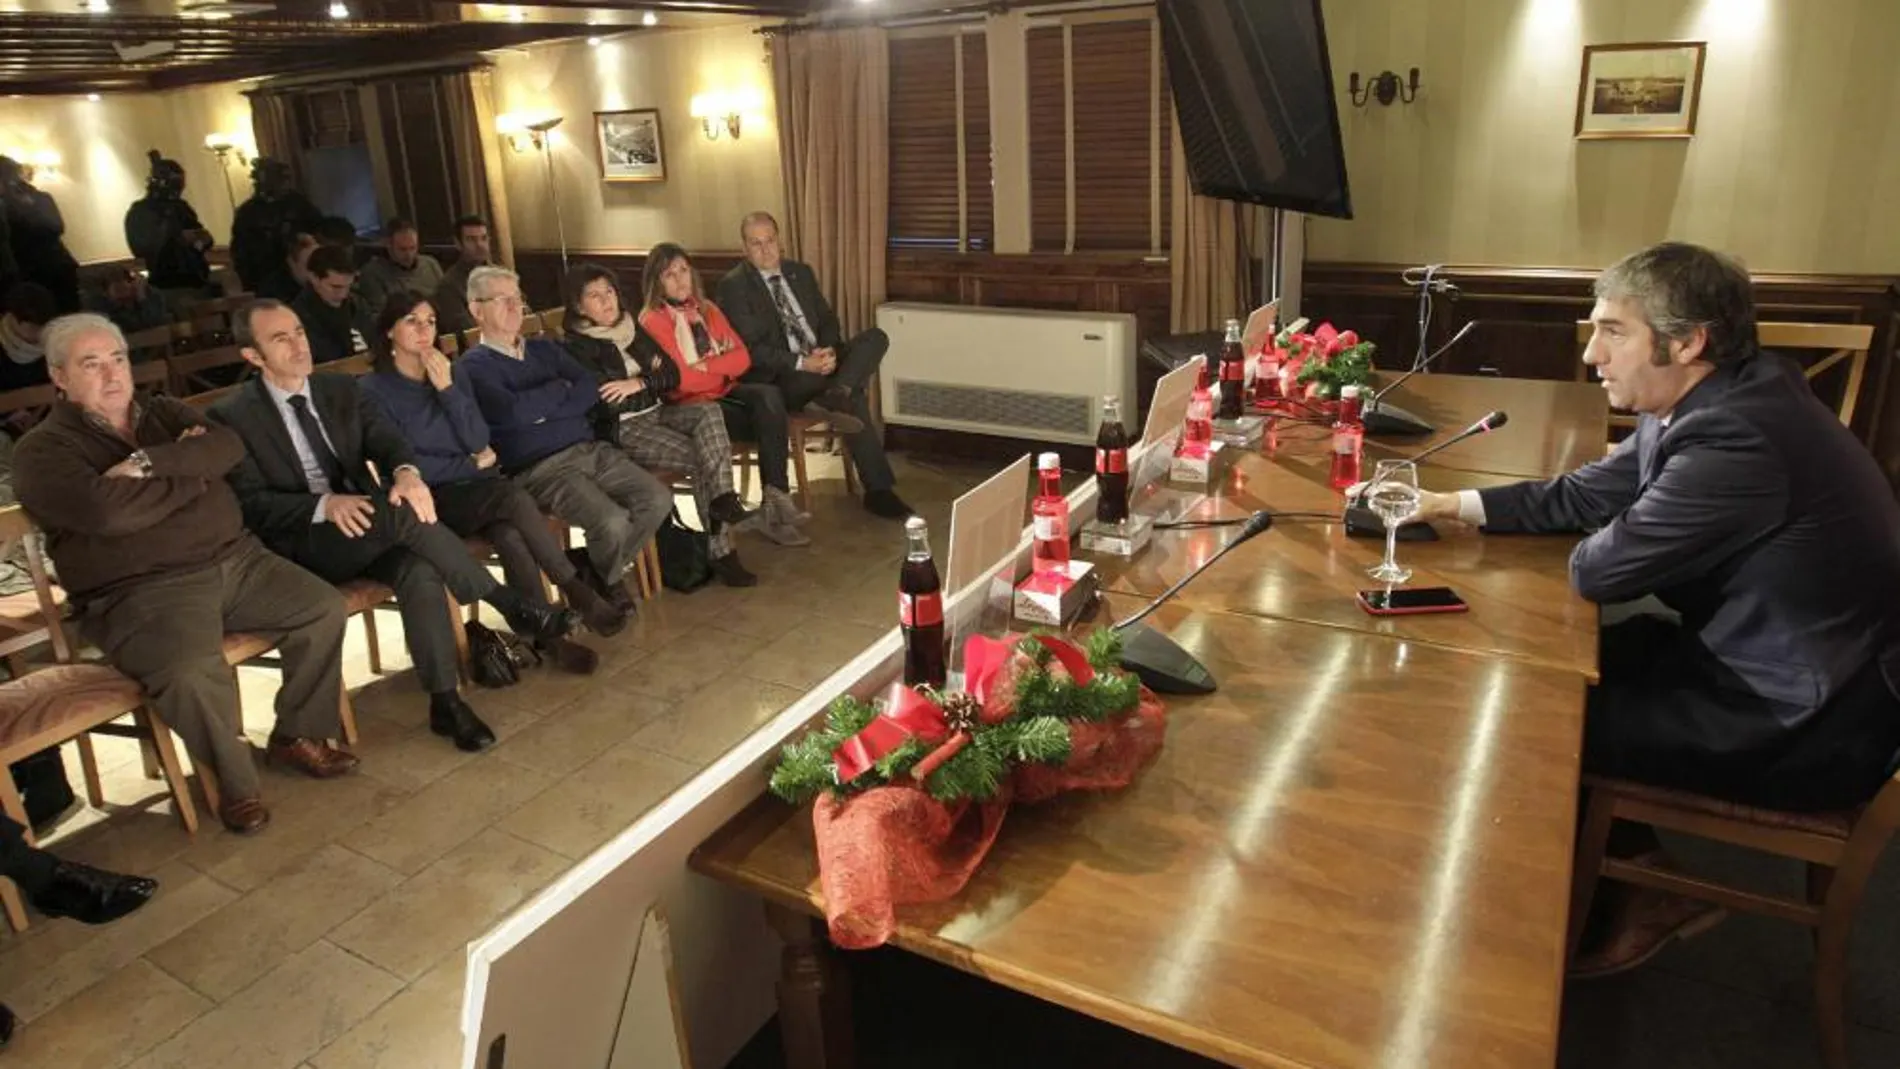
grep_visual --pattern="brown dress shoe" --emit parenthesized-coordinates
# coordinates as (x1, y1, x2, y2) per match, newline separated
(1569, 884, 1726, 980)
(219, 797, 271, 835)
(265, 737, 361, 779)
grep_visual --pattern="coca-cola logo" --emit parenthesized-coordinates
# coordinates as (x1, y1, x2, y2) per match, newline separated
(899, 592, 943, 627)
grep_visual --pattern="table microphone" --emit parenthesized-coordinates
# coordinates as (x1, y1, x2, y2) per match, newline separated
(1111, 510, 1274, 695)
(1362, 321, 1482, 437)
(1344, 410, 1510, 541)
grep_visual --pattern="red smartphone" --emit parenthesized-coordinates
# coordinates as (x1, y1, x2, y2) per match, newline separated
(1357, 587, 1469, 616)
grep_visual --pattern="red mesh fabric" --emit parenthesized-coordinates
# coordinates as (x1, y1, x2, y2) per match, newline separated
(1013, 685, 1168, 803)
(812, 787, 1010, 950)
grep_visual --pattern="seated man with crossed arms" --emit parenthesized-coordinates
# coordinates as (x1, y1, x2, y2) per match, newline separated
(1406, 242, 1900, 976)
(15, 313, 357, 834)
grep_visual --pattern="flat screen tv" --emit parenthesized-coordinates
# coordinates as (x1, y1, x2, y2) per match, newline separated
(1158, 0, 1353, 219)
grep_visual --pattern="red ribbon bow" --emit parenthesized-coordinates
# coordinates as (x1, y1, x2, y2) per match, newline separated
(831, 634, 1096, 785)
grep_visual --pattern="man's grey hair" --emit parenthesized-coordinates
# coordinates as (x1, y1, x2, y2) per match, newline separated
(467, 265, 520, 304)
(739, 210, 779, 242)
(1594, 242, 1758, 366)
(41, 313, 126, 372)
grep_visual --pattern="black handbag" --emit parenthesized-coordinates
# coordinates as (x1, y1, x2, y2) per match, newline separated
(465, 621, 541, 687)
(654, 508, 713, 592)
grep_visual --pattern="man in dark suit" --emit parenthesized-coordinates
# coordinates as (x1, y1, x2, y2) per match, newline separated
(1410, 242, 1900, 975)
(716, 210, 911, 519)
(209, 299, 572, 753)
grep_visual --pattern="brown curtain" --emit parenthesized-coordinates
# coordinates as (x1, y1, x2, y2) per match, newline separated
(247, 91, 303, 188)
(771, 27, 890, 335)
(440, 67, 517, 269)
(1169, 124, 1263, 332)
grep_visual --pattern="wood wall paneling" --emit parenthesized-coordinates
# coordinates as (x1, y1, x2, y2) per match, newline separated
(513, 249, 748, 313)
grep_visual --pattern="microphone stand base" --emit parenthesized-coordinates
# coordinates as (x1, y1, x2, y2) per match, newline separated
(1117, 623, 1217, 695)
(1364, 402, 1434, 437)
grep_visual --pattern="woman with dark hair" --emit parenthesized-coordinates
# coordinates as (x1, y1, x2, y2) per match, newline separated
(631, 245, 812, 546)
(561, 261, 765, 579)
(357, 293, 625, 666)
(123, 150, 215, 309)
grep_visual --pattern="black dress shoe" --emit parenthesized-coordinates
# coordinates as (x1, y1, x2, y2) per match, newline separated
(863, 489, 914, 519)
(711, 551, 758, 588)
(503, 602, 578, 645)
(30, 860, 159, 925)
(429, 695, 496, 752)
(707, 491, 758, 534)
(0, 1002, 14, 1048)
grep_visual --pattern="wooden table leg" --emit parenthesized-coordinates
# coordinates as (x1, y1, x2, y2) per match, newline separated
(765, 903, 855, 1069)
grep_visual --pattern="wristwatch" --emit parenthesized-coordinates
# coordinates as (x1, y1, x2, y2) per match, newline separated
(128, 449, 154, 478)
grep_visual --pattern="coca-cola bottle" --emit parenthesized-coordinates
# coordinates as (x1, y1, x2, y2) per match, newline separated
(1329, 385, 1366, 492)
(1181, 360, 1214, 455)
(1095, 395, 1130, 525)
(1031, 452, 1071, 575)
(1254, 336, 1285, 409)
(899, 516, 947, 689)
(1217, 317, 1246, 420)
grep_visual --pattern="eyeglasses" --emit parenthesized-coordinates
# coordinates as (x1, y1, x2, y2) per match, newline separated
(475, 295, 524, 308)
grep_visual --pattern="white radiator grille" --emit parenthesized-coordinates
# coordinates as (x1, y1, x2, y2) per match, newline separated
(893, 381, 1093, 437)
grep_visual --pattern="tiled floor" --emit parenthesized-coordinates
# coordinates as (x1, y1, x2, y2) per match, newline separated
(2, 450, 991, 1069)
(8, 448, 1899, 1069)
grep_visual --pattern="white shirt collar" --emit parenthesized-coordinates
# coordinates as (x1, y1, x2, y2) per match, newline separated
(481, 333, 522, 358)
(262, 377, 311, 407)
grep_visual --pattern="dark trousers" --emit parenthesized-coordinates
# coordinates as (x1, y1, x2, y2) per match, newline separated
(0, 812, 55, 896)
(275, 496, 499, 696)
(79, 538, 347, 799)
(1585, 615, 1900, 812)
(721, 382, 792, 493)
(771, 327, 895, 492)
(433, 477, 577, 610)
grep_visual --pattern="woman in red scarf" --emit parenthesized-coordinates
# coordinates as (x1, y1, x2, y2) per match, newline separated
(638, 244, 809, 546)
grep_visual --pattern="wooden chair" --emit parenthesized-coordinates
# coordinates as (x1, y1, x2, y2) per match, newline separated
(167, 345, 250, 395)
(124, 324, 175, 363)
(0, 507, 199, 931)
(1575, 320, 1875, 434)
(1569, 772, 1900, 1069)
(316, 352, 375, 377)
(176, 293, 253, 324)
(459, 327, 481, 352)
(131, 358, 171, 397)
(182, 383, 242, 410)
(520, 312, 546, 338)
(733, 414, 860, 514)
(539, 307, 566, 338)
(0, 383, 58, 431)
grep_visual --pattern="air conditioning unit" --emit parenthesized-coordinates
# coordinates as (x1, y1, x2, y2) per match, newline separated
(874, 303, 1137, 445)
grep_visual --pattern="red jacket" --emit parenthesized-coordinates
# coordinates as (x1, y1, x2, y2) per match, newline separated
(637, 299, 752, 404)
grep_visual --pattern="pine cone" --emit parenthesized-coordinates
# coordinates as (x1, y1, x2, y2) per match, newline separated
(939, 692, 983, 734)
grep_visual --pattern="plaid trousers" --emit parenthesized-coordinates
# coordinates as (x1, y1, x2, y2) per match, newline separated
(616, 402, 739, 557)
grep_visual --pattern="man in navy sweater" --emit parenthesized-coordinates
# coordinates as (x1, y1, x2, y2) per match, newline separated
(359, 295, 627, 671)
(457, 266, 672, 610)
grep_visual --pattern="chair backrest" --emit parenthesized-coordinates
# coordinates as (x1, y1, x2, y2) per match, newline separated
(317, 352, 375, 377)
(0, 383, 59, 431)
(520, 312, 546, 338)
(183, 383, 242, 409)
(459, 326, 481, 352)
(0, 506, 71, 664)
(124, 324, 174, 361)
(540, 307, 566, 338)
(1573, 319, 1876, 425)
(131, 358, 171, 394)
(168, 344, 250, 395)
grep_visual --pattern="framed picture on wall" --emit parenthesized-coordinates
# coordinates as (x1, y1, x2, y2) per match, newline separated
(1574, 41, 1707, 140)
(595, 108, 667, 183)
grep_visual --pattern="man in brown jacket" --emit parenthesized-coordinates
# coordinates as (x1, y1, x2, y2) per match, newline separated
(13, 313, 358, 834)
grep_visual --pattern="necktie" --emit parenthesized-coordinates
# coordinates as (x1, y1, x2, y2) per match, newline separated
(286, 394, 352, 494)
(769, 275, 815, 354)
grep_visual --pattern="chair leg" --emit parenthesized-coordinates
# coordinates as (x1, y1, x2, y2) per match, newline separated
(0, 878, 25, 933)
(138, 708, 199, 836)
(361, 609, 384, 675)
(790, 431, 812, 513)
(1815, 904, 1852, 1069)
(195, 757, 222, 817)
(338, 685, 359, 748)
(140, 736, 162, 781)
(644, 542, 663, 601)
(76, 735, 105, 808)
(844, 452, 860, 499)
(1567, 786, 1618, 963)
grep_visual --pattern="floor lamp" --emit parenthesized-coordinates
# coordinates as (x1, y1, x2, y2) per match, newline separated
(524, 116, 569, 274)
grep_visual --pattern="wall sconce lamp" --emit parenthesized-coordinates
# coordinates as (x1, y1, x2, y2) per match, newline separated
(689, 89, 763, 141)
(1348, 68, 1421, 107)
(204, 132, 250, 209)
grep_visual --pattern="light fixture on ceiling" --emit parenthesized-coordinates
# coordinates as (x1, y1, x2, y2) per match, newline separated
(327, 1, 348, 18)
(506, 6, 525, 22)
(586, 36, 601, 46)
(641, 11, 656, 26)
(84, 0, 111, 13)
(85, 93, 101, 102)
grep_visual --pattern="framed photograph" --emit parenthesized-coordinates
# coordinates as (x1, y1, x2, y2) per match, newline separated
(1574, 42, 1707, 140)
(595, 108, 666, 183)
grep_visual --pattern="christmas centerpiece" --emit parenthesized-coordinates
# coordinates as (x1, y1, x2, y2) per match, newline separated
(1263, 320, 1376, 403)
(770, 629, 1167, 949)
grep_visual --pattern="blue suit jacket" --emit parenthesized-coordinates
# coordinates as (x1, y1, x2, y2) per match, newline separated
(1479, 351, 1900, 720)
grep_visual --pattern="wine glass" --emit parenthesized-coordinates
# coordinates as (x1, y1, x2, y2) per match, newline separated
(1365, 460, 1421, 584)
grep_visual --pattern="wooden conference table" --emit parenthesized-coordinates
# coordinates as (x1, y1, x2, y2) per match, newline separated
(693, 374, 1609, 1069)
